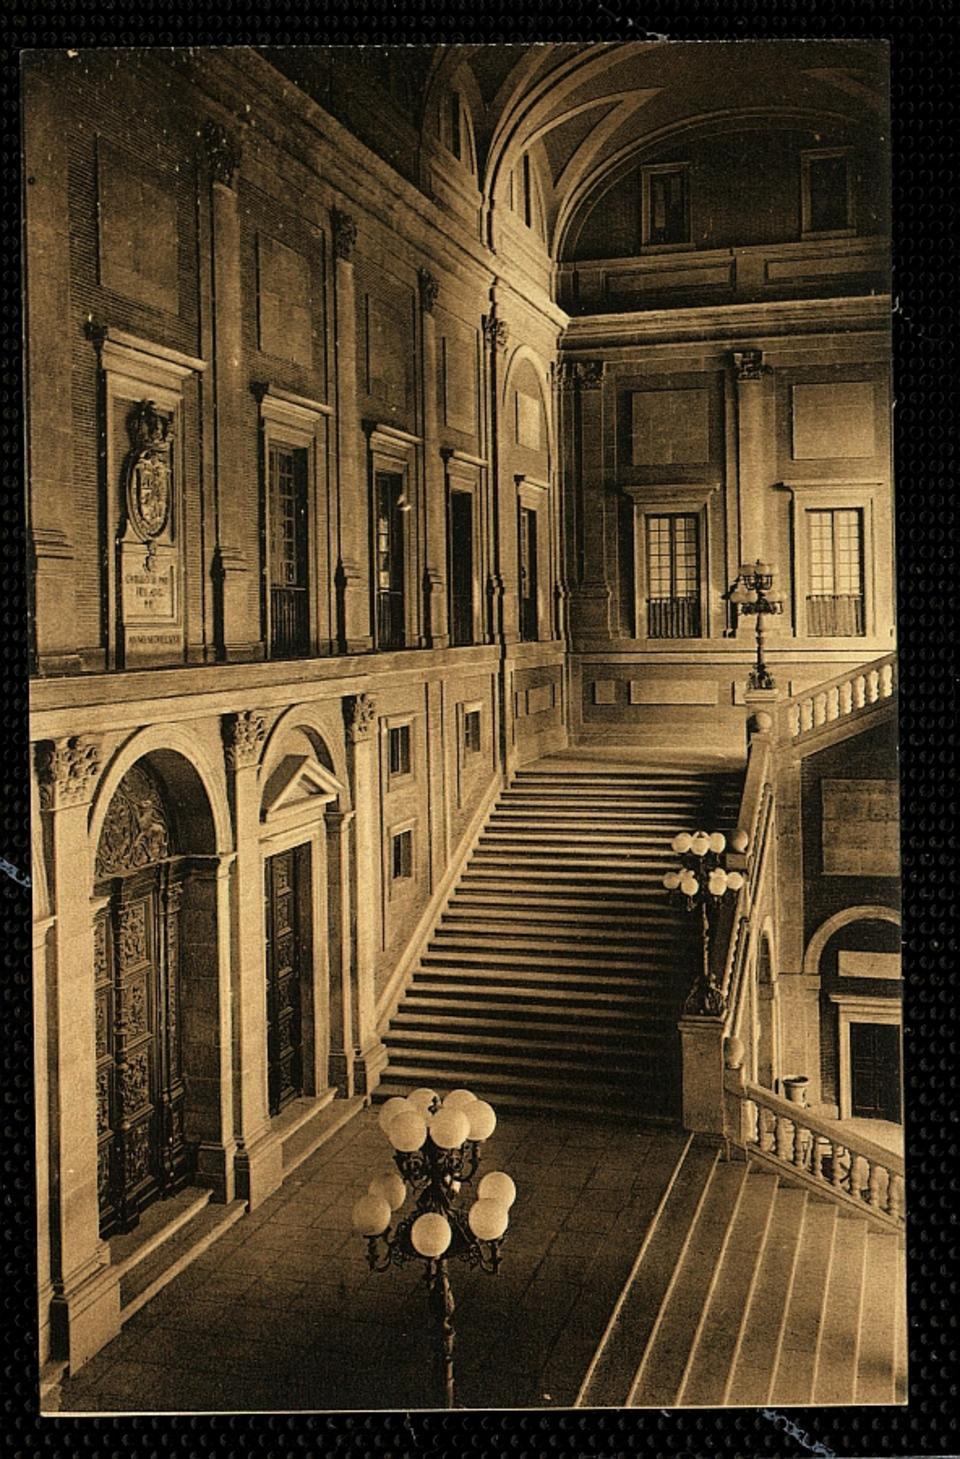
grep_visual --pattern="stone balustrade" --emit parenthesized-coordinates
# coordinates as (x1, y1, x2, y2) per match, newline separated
(783, 653, 897, 742)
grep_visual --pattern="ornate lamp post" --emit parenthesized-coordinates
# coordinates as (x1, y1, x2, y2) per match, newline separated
(663, 828, 749, 1014)
(727, 559, 783, 690)
(351, 1087, 513, 1409)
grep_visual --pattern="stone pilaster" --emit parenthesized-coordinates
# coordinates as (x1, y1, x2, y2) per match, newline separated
(343, 694, 387, 1092)
(325, 807, 357, 1095)
(483, 309, 513, 644)
(36, 736, 122, 1371)
(565, 360, 611, 638)
(732, 349, 776, 642)
(419, 268, 448, 648)
(332, 209, 371, 653)
(183, 854, 238, 1204)
(203, 122, 260, 662)
(221, 710, 279, 1208)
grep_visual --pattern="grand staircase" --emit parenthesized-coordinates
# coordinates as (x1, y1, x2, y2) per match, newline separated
(577, 1135, 907, 1407)
(379, 758, 741, 1121)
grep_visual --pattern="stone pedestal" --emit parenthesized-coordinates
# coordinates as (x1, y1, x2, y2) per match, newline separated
(679, 1013, 727, 1136)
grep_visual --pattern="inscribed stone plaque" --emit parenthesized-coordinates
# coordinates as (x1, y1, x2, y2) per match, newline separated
(821, 778, 899, 875)
(98, 139, 179, 314)
(592, 679, 617, 706)
(629, 678, 718, 706)
(791, 382, 876, 460)
(631, 389, 709, 466)
(257, 234, 312, 368)
(441, 320, 478, 434)
(516, 389, 542, 450)
(837, 951, 901, 980)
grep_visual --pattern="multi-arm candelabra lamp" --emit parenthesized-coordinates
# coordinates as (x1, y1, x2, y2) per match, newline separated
(728, 559, 783, 690)
(663, 827, 749, 1014)
(351, 1087, 513, 1409)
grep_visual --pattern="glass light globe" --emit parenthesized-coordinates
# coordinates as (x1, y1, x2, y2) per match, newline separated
(468, 1198, 509, 1242)
(369, 1171, 406, 1210)
(708, 832, 726, 854)
(671, 832, 692, 854)
(387, 1109, 427, 1152)
(377, 1097, 408, 1135)
(478, 1170, 516, 1208)
(407, 1087, 439, 1115)
(352, 1193, 391, 1236)
(730, 829, 750, 853)
(691, 831, 710, 857)
(708, 869, 728, 896)
(725, 870, 744, 892)
(680, 872, 699, 896)
(411, 1211, 451, 1258)
(442, 1088, 477, 1111)
(662, 871, 681, 892)
(466, 1099, 497, 1141)
(429, 1107, 471, 1150)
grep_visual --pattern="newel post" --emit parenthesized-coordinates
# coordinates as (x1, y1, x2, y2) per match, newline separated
(678, 1007, 727, 1136)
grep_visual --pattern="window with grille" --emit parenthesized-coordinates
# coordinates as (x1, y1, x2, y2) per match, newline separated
(375, 472, 406, 650)
(463, 709, 481, 755)
(391, 828, 413, 881)
(806, 508, 865, 636)
(645, 514, 701, 638)
(518, 506, 539, 642)
(643, 166, 690, 247)
(268, 444, 310, 657)
(388, 724, 412, 778)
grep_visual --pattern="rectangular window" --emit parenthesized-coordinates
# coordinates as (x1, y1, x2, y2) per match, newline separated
(375, 471, 406, 650)
(388, 723, 411, 778)
(463, 708, 481, 755)
(269, 443, 310, 657)
(643, 166, 690, 247)
(806, 508, 865, 636)
(518, 505, 539, 642)
(449, 490, 475, 647)
(645, 514, 701, 639)
(802, 149, 853, 236)
(391, 828, 413, 882)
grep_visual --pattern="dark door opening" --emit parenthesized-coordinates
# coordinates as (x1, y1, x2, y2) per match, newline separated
(850, 1021, 901, 1122)
(375, 471, 406, 649)
(269, 443, 310, 657)
(518, 504, 539, 642)
(265, 844, 311, 1116)
(449, 489, 474, 646)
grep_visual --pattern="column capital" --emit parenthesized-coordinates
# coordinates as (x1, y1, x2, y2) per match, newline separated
(558, 359, 604, 392)
(343, 693, 377, 743)
(199, 119, 242, 189)
(732, 348, 771, 382)
(36, 736, 102, 811)
(332, 208, 358, 262)
(222, 709, 267, 770)
(482, 312, 510, 353)
(418, 267, 439, 314)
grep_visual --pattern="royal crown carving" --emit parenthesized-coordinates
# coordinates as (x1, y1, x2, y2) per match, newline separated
(36, 736, 102, 810)
(123, 400, 174, 568)
(200, 119, 242, 188)
(332, 208, 358, 261)
(344, 693, 377, 743)
(223, 709, 268, 770)
(418, 267, 439, 314)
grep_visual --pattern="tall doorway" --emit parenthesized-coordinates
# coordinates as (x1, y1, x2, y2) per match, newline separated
(94, 764, 190, 1238)
(264, 844, 312, 1116)
(850, 1021, 902, 1122)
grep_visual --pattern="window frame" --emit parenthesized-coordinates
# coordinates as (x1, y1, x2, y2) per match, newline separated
(385, 816, 417, 901)
(444, 453, 481, 648)
(782, 480, 879, 643)
(516, 474, 550, 644)
(367, 424, 422, 653)
(383, 713, 416, 790)
(640, 162, 692, 252)
(800, 147, 856, 240)
(622, 484, 718, 643)
(643, 511, 703, 640)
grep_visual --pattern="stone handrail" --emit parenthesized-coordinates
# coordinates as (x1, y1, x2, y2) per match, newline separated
(781, 652, 897, 743)
(725, 1067, 905, 1229)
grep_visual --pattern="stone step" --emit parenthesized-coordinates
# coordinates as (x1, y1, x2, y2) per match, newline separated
(415, 959, 682, 989)
(576, 1135, 721, 1407)
(769, 1199, 839, 1406)
(405, 979, 678, 1011)
(811, 1214, 868, 1404)
(628, 1159, 751, 1406)
(373, 1078, 675, 1121)
(467, 854, 675, 872)
(442, 904, 681, 926)
(678, 1168, 780, 1407)
(423, 942, 670, 969)
(117, 1193, 246, 1321)
(383, 1031, 656, 1075)
(434, 921, 676, 946)
(392, 1006, 665, 1038)
(724, 1184, 808, 1406)
(855, 1230, 901, 1403)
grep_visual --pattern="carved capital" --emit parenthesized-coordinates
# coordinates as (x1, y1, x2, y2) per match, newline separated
(418, 267, 439, 314)
(222, 709, 267, 771)
(343, 693, 377, 744)
(557, 359, 604, 391)
(482, 313, 510, 353)
(732, 349, 771, 382)
(200, 119, 242, 189)
(332, 208, 358, 262)
(36, 736, 102, 811)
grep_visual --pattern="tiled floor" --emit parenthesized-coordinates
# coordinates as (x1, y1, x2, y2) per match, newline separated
(57, 1106, 684, 1414)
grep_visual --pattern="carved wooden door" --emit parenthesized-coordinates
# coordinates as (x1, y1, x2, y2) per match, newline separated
(850, 1021, 901, 1123)
(265, 845, 310, 1116)
(95, 865, 188, 1236)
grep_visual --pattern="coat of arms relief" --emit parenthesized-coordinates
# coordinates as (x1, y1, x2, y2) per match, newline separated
(123, 399, 173, 568)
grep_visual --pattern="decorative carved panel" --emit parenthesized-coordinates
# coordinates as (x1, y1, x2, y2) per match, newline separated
(97, 138, 179, 315)
(821, 778, 900, 876)
(257, 233, 313, 369)
(96, 763, 172, 879)
(792, 382, 876, 460)
(631, 388, 710, 466)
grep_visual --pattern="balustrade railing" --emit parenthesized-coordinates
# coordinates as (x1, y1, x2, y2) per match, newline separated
(724, 1067, 905, 1229)
(782, 652, 897, 743)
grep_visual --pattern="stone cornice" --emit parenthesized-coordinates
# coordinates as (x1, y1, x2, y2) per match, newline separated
(561, 294, 892, 351)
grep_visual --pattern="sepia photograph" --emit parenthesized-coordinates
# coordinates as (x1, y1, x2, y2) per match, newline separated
(21, 39, 904, 1417)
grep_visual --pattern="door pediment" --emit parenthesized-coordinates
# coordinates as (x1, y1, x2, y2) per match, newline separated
(261, 754, 343, 829)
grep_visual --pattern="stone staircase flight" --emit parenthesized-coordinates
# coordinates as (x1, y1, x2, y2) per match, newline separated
(379, 758, 741, 1121)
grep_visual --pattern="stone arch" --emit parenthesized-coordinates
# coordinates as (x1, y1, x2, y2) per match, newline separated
(803, 904, 901, 978)
(501, 343, 554, 464)
(258, 702, 351, 808)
